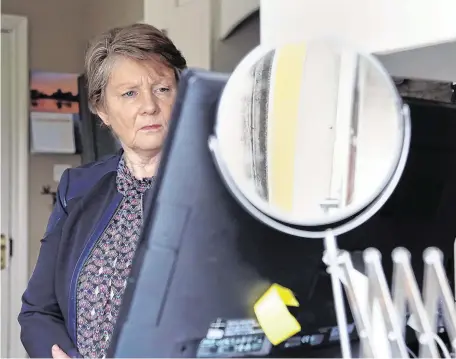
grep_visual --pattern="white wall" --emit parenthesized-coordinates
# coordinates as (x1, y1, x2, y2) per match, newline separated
(84, 0, 143, 39)
(260, 0, 456, 56)
(143, 0, 211, 69)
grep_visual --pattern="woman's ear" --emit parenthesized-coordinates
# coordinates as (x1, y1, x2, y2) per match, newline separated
(96, 107, 110, 126)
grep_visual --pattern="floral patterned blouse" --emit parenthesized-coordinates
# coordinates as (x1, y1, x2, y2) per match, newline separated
(76, 157, 153, 358)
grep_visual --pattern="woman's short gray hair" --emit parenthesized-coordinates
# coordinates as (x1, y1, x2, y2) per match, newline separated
(84, 23, 187, 114)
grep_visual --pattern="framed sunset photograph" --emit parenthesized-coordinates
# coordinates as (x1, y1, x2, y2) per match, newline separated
(30, 71, 80, 114)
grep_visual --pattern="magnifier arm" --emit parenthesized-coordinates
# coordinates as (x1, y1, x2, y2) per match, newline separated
(422, 248, 456, 351)
(323, 231, 353, 359)
(390, 248, 440, 358)
(363, 249, 410, 358)
(337, 251, 376, 358)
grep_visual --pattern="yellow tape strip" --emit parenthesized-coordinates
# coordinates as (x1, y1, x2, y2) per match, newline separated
(254, 283, 301, 345)
(269, 43, 307, 212)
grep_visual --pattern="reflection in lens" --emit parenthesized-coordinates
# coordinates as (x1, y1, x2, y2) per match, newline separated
(215, 41, 403, 226)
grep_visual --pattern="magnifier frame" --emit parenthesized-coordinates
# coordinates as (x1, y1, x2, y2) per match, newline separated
(210, 40, 411, 238)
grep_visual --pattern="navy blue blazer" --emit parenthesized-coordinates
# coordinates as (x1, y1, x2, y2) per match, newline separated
(18, 153, 154, 358)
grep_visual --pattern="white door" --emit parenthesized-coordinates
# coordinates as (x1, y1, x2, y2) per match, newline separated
(1, 29, 14, 358)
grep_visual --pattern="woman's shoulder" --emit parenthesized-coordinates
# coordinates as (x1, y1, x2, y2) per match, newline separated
(70, 152, 120, 177)
(60, 153, 121, 205)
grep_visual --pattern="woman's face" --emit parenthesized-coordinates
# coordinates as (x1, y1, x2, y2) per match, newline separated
(97, 56, 177, 156)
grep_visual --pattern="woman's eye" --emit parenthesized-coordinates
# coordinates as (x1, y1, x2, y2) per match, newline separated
(122, 91, 137, 98)
(157, 87, 170, 93)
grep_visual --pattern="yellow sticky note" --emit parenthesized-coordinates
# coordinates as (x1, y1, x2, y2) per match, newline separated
(253, 283, 301, 345)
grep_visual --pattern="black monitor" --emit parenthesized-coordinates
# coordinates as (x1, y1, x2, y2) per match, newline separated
(107, 69, 363, 358)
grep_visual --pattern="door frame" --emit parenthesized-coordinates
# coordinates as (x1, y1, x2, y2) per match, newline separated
(1, 14, 29, 358)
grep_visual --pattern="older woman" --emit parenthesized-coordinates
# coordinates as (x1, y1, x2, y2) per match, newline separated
(18, 23, 187, 359)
